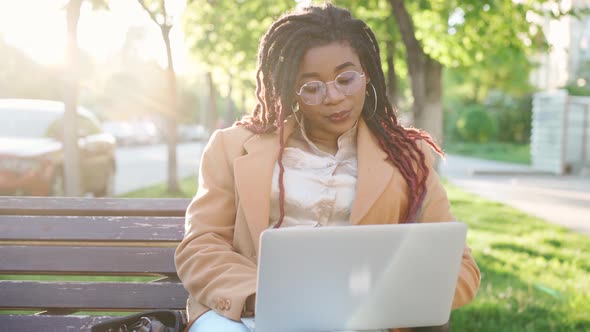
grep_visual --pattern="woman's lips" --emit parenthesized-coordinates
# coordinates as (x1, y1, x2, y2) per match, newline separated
(328, 110, 351, 123)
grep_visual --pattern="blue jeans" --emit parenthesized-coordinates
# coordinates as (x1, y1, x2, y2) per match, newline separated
(188, 310, 250, 332)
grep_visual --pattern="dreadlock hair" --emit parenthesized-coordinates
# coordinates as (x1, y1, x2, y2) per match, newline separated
(235, 3, 444, 227)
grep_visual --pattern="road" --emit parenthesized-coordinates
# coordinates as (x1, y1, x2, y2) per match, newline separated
(114, 142, 204, 195)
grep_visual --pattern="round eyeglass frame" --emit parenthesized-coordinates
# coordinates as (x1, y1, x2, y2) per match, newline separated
(296, 70, 365, 106)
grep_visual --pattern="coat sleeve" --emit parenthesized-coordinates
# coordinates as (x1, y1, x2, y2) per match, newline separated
(416, 141, 481, 309)
(174, 130, 256, 321)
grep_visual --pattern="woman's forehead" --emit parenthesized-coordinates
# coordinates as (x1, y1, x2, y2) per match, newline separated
(297, 42, 362, 80)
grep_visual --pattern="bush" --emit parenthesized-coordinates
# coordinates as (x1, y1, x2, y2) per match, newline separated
(455, 104, 497, 143)
(484, 91, 532, 144)
(564, 82, 590, 97)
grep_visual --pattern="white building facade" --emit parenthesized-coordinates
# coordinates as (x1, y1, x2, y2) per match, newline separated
(530, 0, 590, 175)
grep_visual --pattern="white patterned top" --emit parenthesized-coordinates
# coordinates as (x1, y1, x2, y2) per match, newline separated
(269, 118, 358, 228)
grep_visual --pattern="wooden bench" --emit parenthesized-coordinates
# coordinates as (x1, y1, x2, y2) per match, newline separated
(0, 196, 191, 332)
(0, 196, 451, 332)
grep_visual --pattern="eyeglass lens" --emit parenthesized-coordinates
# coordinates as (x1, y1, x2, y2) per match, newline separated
(298, 71, 364, 105)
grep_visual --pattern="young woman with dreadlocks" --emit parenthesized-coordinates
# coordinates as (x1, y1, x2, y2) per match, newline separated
(176, 4, 480, 332)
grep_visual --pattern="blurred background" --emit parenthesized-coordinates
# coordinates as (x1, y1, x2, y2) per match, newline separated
(1, 2, 590, 331)
(0, 0, 589, 198)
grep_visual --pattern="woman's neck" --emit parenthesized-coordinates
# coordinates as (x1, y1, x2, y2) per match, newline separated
(306, 132, 338, 155)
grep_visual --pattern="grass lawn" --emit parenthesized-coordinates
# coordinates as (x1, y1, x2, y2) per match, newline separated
(121, 176, 198, 198)
(443, 141, 531, 165)
(447, 185, 590, 331)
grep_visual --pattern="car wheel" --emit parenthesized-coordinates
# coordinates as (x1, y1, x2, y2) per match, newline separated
(94, 164, 115, 197)
(49, 169, 65, 196)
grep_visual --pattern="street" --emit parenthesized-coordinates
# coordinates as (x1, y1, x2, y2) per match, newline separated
(114, 142, 204, 195)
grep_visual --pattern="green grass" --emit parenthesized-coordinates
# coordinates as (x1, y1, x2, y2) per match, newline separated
(120, 176, 197, 198)
(444, 141, 531, 164)
(447, 184, 590, 331)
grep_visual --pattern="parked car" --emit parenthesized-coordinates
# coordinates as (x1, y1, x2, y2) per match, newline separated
(103, 120, 162, 146)
(178, 124, 210, 142)
(0, 99, 116, 196)
(102, 121, 136, 146)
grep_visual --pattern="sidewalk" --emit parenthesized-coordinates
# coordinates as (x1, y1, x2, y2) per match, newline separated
(439, 154, 590, 236)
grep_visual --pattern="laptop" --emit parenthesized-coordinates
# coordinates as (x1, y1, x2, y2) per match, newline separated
(241, 221, 467, 332)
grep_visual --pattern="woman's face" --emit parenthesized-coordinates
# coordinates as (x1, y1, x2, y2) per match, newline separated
(295, 41, 367, 141)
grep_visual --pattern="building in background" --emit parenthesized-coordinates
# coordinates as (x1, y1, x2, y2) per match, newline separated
(530, 0, 590, 90)
(530, 0, 590, 175)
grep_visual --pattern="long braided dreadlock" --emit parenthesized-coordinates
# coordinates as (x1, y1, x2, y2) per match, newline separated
(235, 4, 443, 227)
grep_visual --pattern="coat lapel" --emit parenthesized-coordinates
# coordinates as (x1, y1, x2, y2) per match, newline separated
(349, 119, 395, 224)
(234, 117, 297, 253)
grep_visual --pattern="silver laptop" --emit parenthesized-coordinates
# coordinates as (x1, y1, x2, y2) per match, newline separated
(242, 222, 467, 332)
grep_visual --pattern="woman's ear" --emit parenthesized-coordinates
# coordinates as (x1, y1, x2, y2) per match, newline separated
(362, 67, 371, 84)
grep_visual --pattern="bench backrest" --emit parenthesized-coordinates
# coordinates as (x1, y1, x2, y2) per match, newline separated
(0, 196, 191, 331)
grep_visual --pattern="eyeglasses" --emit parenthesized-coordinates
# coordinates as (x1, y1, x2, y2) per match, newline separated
(296, 70, 365, 106)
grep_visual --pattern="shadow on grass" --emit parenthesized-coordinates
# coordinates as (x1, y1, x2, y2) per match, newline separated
(491, 242, 590, 273)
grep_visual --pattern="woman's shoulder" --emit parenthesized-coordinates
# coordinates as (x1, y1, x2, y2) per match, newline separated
(205, 124, 270, 157)
(212, 124, 257, 143)
(414, 138, 440, 168)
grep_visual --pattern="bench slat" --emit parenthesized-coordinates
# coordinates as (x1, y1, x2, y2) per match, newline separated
(0, 246, 177, 275)
(0, 197, 190, 217)
(0, 314, 113, 332)
(0, 216, 184, 242)
(0, 281, 188, 310)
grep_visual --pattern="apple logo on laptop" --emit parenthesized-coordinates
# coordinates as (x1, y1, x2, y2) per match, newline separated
(349, 266, 372, 296)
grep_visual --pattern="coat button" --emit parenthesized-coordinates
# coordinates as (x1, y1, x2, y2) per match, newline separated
(214, 298, 224, 310)
(223, 298, 231, 310)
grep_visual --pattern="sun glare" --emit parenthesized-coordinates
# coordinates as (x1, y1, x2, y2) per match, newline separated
(0, 0, 189, 73)
(0, 0, 66, 66)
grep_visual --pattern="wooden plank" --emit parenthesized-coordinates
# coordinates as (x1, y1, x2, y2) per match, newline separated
(0, 314, 112, 332)
(0, 315, 448, 332)
(0, 216, 184, 242)
(0, 197, 190, 217)
(0, 246, 177, 275)
(0, 281, 188, 310)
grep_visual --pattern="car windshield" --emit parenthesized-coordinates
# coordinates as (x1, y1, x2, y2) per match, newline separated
(0, 108, 62, 139)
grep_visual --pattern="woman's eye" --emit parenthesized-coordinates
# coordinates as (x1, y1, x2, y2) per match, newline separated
(302, 84, 320, 94)
(337, 73, 356, 85)
(337, 77, 353, 85)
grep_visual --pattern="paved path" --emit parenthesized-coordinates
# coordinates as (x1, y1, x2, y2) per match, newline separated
(439, 155, 590, 236)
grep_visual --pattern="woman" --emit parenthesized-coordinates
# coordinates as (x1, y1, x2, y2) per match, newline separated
(175, 4, 480, 332)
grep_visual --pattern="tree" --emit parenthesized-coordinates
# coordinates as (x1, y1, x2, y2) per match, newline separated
(62, 0, 108, 196)
(184, 0, 295, 120)
(137, 0, 183, 194)
(385, 0, 558, 147)
(389, 0, 445, 145)
(184, 0, 557, 150)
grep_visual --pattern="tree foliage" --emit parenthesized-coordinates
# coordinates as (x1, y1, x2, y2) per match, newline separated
(183, 0, 295, 108)
(183, 0, 566, 120)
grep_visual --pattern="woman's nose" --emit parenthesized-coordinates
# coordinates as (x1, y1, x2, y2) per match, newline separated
(323, 81, 345, 104)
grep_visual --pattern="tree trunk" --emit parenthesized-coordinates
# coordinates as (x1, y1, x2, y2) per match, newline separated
(389, 0, 444, 168)
(161, 26, 179, 194)
(225, 74, 234, 127)
(421, 57, 443, 146)
(63, 0, 82, 197)
(199, 73, 208, 128)
(386, 40, 399, 108)
(206, 72, 217, 132)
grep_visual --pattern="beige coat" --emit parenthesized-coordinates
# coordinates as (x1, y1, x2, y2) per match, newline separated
(174, 116, 481, 327)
